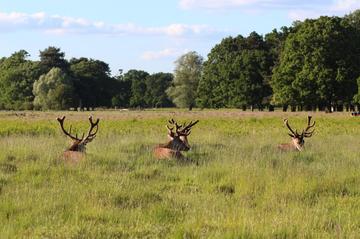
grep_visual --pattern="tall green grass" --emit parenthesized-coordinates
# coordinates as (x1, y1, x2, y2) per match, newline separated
(1, 111, 360, 238)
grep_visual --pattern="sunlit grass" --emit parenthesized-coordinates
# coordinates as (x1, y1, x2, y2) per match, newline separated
(1, 110, 360, 238)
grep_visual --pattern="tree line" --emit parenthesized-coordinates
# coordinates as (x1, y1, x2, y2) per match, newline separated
(0, 47, 175, 110)
(1, 10, 360, 111)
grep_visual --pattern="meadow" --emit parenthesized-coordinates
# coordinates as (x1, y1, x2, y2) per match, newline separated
(0, 109, 360, 238)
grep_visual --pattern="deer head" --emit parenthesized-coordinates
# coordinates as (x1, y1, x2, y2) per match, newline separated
(282, 116, 315, 151)
(154, 118, 199, 160)
(57, 116, 100, 152)
(165, 118, 199, 151)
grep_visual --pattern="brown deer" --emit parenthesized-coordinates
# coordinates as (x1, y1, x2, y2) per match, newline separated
(57, 116, 100, 163)
(278, 116, 315, 152)
(154, 119, 199, 160)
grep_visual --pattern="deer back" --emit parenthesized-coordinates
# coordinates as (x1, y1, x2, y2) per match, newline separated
(61, 150, 85, 164)
(153, 146, 184, 160)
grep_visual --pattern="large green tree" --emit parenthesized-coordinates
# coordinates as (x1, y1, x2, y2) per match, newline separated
(167, 51, 203, 109)
(0, 50, 41, 109)
(271, 16, 360, 110)
(111, 69, 132, 108)
(145, 72, 173, 108)
(346, 10, 360, 105)
(39, 46, 69, 74)
(264, 26, 293, 71)
(70, 57, 115, 107)
(33, 67, 75, 110)
(197, 32, 272, 109)
(124, 70, 149, 108)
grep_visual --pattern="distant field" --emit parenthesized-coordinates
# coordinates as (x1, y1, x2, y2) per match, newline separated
(1, 110, 360, 238)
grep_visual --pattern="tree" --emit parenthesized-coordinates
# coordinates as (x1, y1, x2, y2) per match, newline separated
(145, 73, 173, 108)
(167, 51, 203, 109)
(197, 32, 272, 109)
(33, 67, 75, 110)
(0, 50, 41, 110)
(111, 69, 132, 108)
(345, 10, 360, 107)
(124, 70, 149, 108)
(39, 46, 69, 74)
(264, 26, 292, 70)
(70, 58, 114, 107)
(271, 17, 360, 111)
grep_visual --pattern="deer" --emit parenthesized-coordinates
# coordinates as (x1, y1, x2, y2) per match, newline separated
(154, 119, 199, 160)
(278, 116, 315, 152)
(57, 116, 100, 163)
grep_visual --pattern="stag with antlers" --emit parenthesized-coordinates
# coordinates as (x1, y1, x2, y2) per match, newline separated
(154, 119, 199, 160)
(278, 116, 315, 151)
(57, 116, 100, 162)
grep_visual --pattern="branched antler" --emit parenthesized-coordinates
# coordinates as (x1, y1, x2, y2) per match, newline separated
(302, 116, 315, 138)
(284, 116, 315, 138)
(178, 120, 199, 136)
(57, 116, 84, 141)
(284, 118, 298, 137)
(83, 116, 100, 143)
(167, 118, 199, 136)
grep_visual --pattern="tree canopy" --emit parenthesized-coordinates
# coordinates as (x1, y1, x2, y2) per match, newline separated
(167, 51, 203, 110)
(33, 67, 74, 110)
(197, 32, 272, 109)
(271, 16, 360, 110)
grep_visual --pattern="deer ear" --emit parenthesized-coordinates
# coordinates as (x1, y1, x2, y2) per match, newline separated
(167, 134, 174, 140)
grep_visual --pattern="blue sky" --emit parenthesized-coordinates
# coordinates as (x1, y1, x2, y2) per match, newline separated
(0, 0, 359, 75)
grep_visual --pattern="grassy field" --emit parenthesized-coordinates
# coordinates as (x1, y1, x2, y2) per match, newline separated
(1, 110, 360, 238)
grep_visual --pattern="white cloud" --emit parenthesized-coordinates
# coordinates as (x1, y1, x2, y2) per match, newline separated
(288, 0, 360, 21)
(0, 11, 222, 38)
(141, 48, 189, 60)
(179, 0, 262, 9)
(178, 0, 360, 21)
(330, 0, 360, 12)
(178, 0, 327, 10)
(288, 10, 323, 21)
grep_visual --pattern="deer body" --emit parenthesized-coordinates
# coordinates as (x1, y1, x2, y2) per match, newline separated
(153, 147, 184, 160)
(57, 116, 100, 162)
(62, 151, 85, 164)
(277, 138, 304, 151)
(278, 116, 315, 152)
(154, 119, 198, 160)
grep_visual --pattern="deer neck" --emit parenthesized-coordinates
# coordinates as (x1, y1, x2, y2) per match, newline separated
(292, 138, 303, 151)
(68, 141, 86, 152)
(159, 140, 177, 150)
(159, 138, 187, 151)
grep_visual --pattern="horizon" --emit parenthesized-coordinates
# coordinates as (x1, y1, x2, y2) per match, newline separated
(1, 0, 359, 75)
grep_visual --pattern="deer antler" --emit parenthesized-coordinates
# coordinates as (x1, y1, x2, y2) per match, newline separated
(57, 116, 84, 141)
(82, 116, 100, 143)
(302, 116, 315, 138)
(179, 120, 199, 136)
(284, 118, 299, 137)
(166, 124, 175, 138)
(168, 119, 199, 136)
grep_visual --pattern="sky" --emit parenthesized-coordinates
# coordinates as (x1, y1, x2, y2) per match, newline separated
(0, 0, 359, 75)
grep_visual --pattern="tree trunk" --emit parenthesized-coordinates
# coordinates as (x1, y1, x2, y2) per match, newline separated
(350, 104, 355, 111)
(325, 104, 332, 113)
(188, 103, 193, 111)
(268, 105, 274, 112)
(282, 105, 288, 112)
